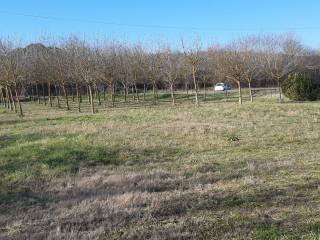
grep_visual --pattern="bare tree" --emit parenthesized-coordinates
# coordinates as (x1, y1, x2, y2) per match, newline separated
(160, 46, 183, 105)
(0, 39, 25, 116)
(118, 45, 132, 102)
(64, 41, 83, 112)
(51, 46, 71, 110)
(207, 45, 225, 100)
(261, 34, 304, 102)
(237, 36, 263, 102)
(68, 37, 97, 114)
(181, 38, 203, 106)
(96, 40, 117, 107)
(130, 45, 147, 102)
(146, 51, 162, 104)
(199, 49, 218, 101)
(218, 42, 247, 104)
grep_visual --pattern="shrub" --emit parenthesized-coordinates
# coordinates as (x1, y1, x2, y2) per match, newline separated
(282, 73, 320, 101)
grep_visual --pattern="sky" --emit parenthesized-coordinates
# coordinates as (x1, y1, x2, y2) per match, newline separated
(1, 0, 320, 48)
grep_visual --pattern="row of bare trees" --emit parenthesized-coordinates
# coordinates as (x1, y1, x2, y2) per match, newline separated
(0, 33, 316, 115)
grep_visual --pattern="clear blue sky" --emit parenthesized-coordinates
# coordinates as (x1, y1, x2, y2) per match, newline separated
(1, 0, 320, 48)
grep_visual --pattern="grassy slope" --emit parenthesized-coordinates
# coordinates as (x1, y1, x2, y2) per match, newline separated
(0, 93, 320, 239)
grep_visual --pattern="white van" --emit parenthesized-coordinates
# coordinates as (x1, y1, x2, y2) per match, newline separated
(214, 83, 231, 91)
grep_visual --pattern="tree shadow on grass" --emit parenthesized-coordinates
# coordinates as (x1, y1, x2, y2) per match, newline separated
(0, 132, 46, 149)
(0, 119, 28, 126)
(0, 136, 184, 205)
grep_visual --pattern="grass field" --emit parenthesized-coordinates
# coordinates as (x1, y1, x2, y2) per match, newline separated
(1, 91, 320, 239)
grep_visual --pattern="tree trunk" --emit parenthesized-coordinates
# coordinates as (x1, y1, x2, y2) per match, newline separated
(88, 84, 95, 114)
(97, 90, 101, 106)
(62, 84, 70, 110)
(36, 84, 40, 104)
(2, 87, 7, 107)
(143, 83, 146, 101)
(72, 85, 75, 102)
(124, 83, 128, 102)
(111, 84, 115, 107)
(94, 85, 98, 99)
(0, 87, 4, 106)
(96, 86, 101, 106)
(186, 82, 189, 99)
(31, 86, 35, 102)
(134, 84, 139, 101)
(192, 66, 199, 106)
(5, 88, 8, 108)
(8, 87, 16, 112)
(237, 81, 242, 105)
(80, 87, 82, 103)
(42, 83, 46, 106)
(87, 86, 91, 104)
(170, 82, 175, 106)
(14, 87, 23, 116)
(55, 85, 61, 108)
(152, 83, 157, 105)
(5, 86, 11, 109)
(278, 78, 282, 103)
(76, 83, 81, 113)
(204, 82, 207, 101)
(186, 82, 189, 95)
(132, 85, 135, 100)
(248, 81, 253, 103)
(103, 86, 106, 101)
(48, 82, 52, 107)
(4, 87, 8, 108)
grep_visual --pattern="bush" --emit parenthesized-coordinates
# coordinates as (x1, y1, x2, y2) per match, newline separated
(282, 73, 320, 101)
